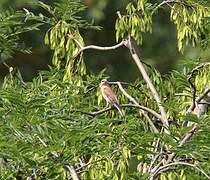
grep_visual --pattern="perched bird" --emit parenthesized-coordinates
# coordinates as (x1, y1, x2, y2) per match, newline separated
(99, 79, 123, 116)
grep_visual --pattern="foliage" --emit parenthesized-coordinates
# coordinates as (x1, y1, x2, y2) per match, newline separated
(0, 59, 209, 179)
(115, 0, 153, 45)
(0, 0, 210, 179)
(115, 0, 210, 52)
(36, 0, 99, 82)
(0, 8, 44, 60)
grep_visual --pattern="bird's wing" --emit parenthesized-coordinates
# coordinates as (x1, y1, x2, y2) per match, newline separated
(102, 86, 119, 104)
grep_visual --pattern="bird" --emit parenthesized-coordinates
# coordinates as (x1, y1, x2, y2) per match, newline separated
(99, 79, 123, 117)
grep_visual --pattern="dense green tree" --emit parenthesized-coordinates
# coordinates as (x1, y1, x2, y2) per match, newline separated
(0, 0, 210, 179)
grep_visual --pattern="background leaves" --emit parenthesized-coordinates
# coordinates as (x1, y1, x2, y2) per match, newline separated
(0, 0, 209, 179)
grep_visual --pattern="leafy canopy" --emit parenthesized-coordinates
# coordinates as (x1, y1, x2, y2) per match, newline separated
(115, 0, 210, 52)
(0, 0, 210, 179)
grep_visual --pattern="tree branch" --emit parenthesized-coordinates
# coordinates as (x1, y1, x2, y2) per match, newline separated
(196, 88, 210, 104)
(187, 63, 210, 112)
(126, 35, 170, 129)
(164, 124, 197, 165)
(151, 86, 210, 177)
(36, 135, 48, 147)
(129, 40, 169, 131)
(115, 81, 159, 133)
(185, 87, 210, 121)
(152, 0, 178, 14)
(72, 103, 162, 121)
(73, 40, 126, 59)
(116, 12, 169, 133)
(152, 0, 194, 15)
(65, 165, 80, 180)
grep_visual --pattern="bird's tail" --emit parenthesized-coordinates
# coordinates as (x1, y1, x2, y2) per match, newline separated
(113, 103, 124, 117)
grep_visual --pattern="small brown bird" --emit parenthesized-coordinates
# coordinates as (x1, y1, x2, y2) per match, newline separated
(100, 79, 123, 116)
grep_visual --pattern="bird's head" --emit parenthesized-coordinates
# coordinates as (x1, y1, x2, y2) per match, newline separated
(100, 79, 109, 88)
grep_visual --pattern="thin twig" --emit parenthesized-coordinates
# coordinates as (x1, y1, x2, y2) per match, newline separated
(2, 61, 10, 69)
(175, 93, 192, 98)
(152, 0, 193, 15)
(109, 81, 137, 88)
(36, 135, 47, 147)
(116, 82, 139, 105)
(152, 0, 178, 14)
(149, 151, 163, 172)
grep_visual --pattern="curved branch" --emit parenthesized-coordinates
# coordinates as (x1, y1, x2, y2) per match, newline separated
(115, 81, 159, 133)
(73, 40, 126, 59)
(122, 104, 162, 120)
(116, 81, 139, 105)
(72, 103, 162, 120)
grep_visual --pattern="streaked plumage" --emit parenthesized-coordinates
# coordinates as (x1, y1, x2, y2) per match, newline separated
(100, 79, 123, 116)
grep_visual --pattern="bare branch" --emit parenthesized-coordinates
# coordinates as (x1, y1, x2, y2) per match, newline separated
(72, 104, 162, 121)
(73, 40, 126, 59)
(129, 43, 169, 131)
(175, 93, 192, 98)
(65, 165, 80, 180)
(109, 81, 137, 88)
(36, 135, 48, 147)
(123, 104, 162, 120)
(116, 11, 169, 133)
(149, 151, 164, 172)
(115, 81, 159, 133)
(115, 81, 139, 105)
